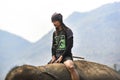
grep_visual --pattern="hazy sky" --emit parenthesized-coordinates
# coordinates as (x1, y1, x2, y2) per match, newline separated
(0, 0, 120, 42)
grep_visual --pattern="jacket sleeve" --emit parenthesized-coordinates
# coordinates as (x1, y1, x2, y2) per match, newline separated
(51, 32, 56, 56)
(62, 29, 73, 56)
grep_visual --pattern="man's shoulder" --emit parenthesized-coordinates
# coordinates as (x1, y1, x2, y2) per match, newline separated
(65, 27, 73, 34)
(52, 31, 57, 37)
(63, 25, 72, 32)
(63, 26, 73, 38)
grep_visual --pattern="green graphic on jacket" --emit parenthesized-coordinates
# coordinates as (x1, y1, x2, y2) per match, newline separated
(55, 35, 66, 50)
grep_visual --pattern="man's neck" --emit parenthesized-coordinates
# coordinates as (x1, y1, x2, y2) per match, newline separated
(56, 25, 63, 31)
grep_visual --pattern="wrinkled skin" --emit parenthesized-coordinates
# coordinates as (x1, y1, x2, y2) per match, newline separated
(5, 60, 120, 80)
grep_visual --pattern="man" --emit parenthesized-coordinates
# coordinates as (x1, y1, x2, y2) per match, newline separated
(49, 12, 80, 80)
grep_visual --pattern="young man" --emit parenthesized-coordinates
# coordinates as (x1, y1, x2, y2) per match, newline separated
(50, 13, 80, 80)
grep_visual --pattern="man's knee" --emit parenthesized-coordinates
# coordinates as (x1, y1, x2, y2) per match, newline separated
(64, 60, 75, 71)
(68, 65, 76, 73)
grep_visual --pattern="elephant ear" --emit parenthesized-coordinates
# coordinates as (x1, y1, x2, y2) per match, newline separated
(38, 72, 59, 80)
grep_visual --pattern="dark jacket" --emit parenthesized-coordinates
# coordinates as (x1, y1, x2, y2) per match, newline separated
(52, 24, 73, 59)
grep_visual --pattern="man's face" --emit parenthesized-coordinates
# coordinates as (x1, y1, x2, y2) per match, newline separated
(52, 21, 61, 28)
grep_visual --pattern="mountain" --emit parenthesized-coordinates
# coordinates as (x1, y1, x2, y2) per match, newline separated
(20, 30, 53, 65)
(0, 30, 32, 59)
(65, 2, 120, 64)
(1, 2, 120, 80)
(0, 30, 32, 80)
(24, 2, 120, 66)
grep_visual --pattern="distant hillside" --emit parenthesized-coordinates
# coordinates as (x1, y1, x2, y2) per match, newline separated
(24, 2, 120, 66)
(20, 30, 53, 65)
(0, 30, 32, 80)
(0, 30, 32, 59)
(65, 2, 120, 64)
(1, 2, 120, 80)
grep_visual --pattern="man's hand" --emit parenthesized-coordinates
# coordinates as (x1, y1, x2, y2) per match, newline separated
(50, 55, 56, 63)
(55, 55, 63, 63)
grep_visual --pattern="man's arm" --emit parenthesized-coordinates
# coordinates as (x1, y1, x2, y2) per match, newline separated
(52, 32, 56, 56)
(62, 28, 73, 56)
(51, 32, 56, 63)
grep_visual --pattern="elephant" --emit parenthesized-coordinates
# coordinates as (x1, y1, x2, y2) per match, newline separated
(5, 60, 120, 80)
